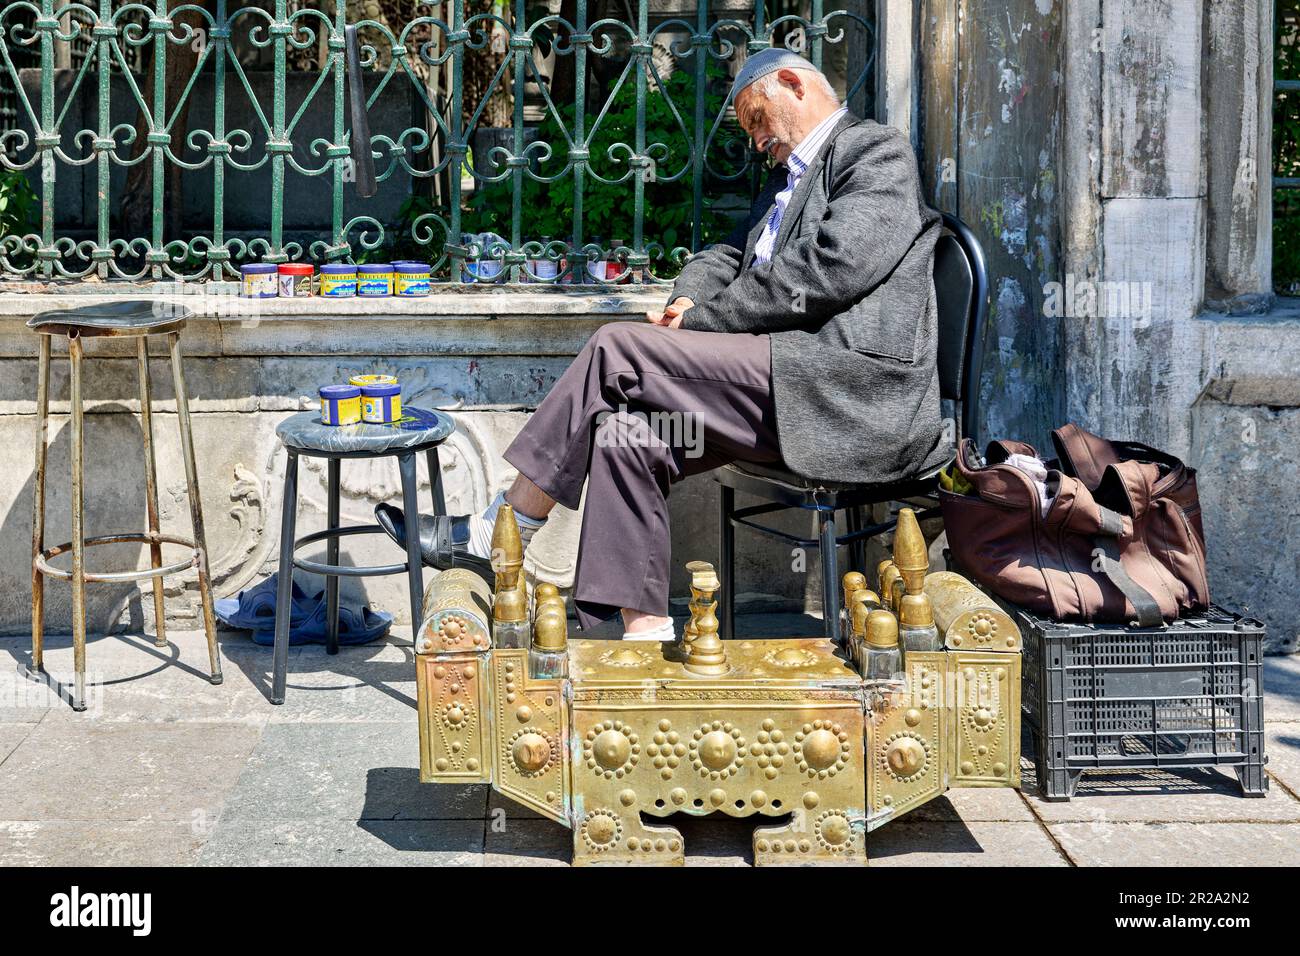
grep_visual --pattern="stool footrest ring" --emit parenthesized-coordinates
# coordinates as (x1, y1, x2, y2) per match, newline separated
(35, 532, 200, 583)
(292, 523, 412, 578)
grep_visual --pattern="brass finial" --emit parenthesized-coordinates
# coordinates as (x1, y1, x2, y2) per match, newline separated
(876, 558, 894, 592)
(841, 571, 867, 608)
(534, 581, 559, 609)
(893, 508, 929, 593)
(879, 564, 903, 612)
(533, 605, 568, 651)
(893, 508, 936, 630)
(849, 588, 877, 627)
(683, 561, 727, 675)
(491, 504, 527, 624)
(851, 598, 871, 640)
(865, 608, 900, 648)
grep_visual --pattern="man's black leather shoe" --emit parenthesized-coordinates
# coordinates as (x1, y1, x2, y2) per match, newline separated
(374, 503, 496, 586)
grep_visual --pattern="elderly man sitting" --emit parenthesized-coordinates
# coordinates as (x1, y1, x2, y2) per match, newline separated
(376, 48, 948, 640)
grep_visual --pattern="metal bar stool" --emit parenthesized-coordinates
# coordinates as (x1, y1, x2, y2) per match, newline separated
(29, 301, 223, 711)
(269, 406, 453, 705)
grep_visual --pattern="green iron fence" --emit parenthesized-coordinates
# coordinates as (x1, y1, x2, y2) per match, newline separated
(0, 1, 875, 285)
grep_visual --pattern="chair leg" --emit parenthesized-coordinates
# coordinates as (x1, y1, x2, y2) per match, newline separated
(169, 332, 222, 685)
(68, 335, 88, 711)
(271, 450, 299, 705)
(818, 510, 840, 645)
(719, 484, 735, 640)
(30, 334, 50, 674)
(847, 505, 866, 575)
(136, 337, 168, 648)
(399, 453, 425, 636)
(426, 447, 446, 514)
(325, 458, 340, 656)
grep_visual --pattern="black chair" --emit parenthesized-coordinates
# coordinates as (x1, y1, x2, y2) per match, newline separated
(715, 211, 989, 643)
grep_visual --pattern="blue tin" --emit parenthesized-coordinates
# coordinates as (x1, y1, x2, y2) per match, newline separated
(357, 263, 395, 297)
(241, 262, 279, 298)
(319, 384, 361, 426)
(395, 262, 431, 296)
(320, 263, 358, 297)
(360, 382, 402, 423)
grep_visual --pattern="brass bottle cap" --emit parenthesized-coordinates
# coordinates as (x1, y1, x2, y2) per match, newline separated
(893, 508, 929, 591)
(865, 608, 899, 648)
(841, 571, 867, 606)
(898, 592, 935, 628)
(534, 581, 560, 605)
(879, 565, 903, 611)
(536, 594, 565, 615)
(876, 559, 894, 592)
(851, 598, 871, 638)
(533, 607, 568, 651)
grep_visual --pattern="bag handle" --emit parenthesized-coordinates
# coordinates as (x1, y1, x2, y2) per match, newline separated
(1051, 423, 1119, 488)
(1092, 530, 1164, 628)
(1045, 471, 1165, 627)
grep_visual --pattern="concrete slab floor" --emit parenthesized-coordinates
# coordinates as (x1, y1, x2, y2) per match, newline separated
(0, 624, 1297, 867)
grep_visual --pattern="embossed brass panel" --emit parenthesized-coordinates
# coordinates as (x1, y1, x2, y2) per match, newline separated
(492, 649, 569, 824)
(866, 651, 947, 829)
(416, 651, 491, 785)
(950, 652, 1021, 788)
(567, 638, 867, 866)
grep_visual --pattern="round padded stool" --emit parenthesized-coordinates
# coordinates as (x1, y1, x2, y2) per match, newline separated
(28, 301, 223, 711)
(269, 406, 454, 704)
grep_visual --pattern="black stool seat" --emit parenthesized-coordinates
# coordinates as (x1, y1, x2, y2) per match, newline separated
(275, 406, 455, 456)
(26, 300, 190, 338)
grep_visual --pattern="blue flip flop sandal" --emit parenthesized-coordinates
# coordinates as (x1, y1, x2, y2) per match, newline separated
(247, 590, 328, 646)
(215, 574, 319, 631)
(251, 600, 393, 646)
(331, 604, 394, 645)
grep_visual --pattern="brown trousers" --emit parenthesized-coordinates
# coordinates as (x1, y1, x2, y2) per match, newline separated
(503, 322, 780, 629)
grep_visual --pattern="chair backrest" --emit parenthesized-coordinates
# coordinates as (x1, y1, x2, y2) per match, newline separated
(933, 211, 989, 445)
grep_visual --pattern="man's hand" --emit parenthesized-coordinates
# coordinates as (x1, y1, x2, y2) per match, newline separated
(646, 296, 694, 329)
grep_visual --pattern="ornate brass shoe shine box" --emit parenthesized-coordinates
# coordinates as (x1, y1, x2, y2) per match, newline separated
(415, 510, 1021, 866)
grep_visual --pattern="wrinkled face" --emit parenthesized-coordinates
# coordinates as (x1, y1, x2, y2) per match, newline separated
(735, 79, 801, 166)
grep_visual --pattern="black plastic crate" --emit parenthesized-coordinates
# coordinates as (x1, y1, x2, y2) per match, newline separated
(1010, 603, 1267, 801)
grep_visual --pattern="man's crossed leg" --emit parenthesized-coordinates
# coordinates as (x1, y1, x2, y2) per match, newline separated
(377, 321, 780, 639)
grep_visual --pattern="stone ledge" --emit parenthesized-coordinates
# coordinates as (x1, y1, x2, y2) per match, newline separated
(0, 287, 667, 317)
(0, 288, 668, 358)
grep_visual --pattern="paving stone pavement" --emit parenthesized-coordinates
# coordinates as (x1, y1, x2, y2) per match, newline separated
(0, 617, 1297, 867)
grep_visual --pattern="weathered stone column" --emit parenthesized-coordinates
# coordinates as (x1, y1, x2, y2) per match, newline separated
(1060, 0, 1207, 457)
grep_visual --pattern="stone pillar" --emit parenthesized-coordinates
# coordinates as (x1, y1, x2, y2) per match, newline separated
(875, 0, 916, 142)
(1061, 0, 1207, 458)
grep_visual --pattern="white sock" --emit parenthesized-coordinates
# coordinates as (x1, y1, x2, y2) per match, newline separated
(466, 491, 547, 560)
(622, 620, 676, 642)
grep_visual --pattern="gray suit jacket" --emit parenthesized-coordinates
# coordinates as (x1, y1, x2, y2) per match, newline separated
(672, 113, 949, 486)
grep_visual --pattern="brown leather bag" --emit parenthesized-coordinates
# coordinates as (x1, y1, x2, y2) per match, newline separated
(939, 423, 1210, 625)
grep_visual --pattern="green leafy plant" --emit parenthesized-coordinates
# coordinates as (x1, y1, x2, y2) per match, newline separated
(0, 169, 38, 258)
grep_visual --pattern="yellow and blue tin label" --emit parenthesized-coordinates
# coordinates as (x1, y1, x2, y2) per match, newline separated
(360, 383, 401, 423)
(357, 265, 394, 296)
(320, 385, 361, 426)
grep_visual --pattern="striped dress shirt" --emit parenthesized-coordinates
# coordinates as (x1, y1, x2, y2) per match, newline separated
(751, 106, 848, 266)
